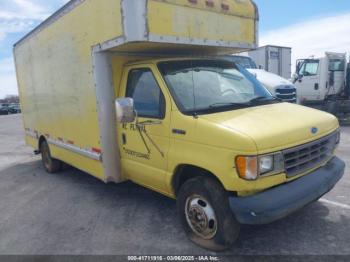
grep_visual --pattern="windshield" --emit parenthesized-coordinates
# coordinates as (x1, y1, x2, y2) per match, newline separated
(329, 59, 345, 72)
(158, 60, 274, 115)
(227, 56, 257, 69)
(298, 59, 319, 76)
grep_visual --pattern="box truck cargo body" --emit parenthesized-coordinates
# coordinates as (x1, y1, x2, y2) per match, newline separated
(14, 0, 258, 184)
(247, 45, 292, 79)
(14, 0, 344, 251)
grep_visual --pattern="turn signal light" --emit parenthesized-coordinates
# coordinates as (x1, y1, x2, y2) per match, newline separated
(236, 152, 285, 180)
(236, 156, 258, 180)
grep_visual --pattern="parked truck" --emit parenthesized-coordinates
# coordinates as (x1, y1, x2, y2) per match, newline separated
(245, 45, 292, 79)
(294, 52, 350, 117)
(14, 0, 344, 251)
(224, 54, 298, 103)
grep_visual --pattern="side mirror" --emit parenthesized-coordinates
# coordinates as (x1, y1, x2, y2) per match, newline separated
(292, 73, 302, 84)
(115, 98, 136, 123)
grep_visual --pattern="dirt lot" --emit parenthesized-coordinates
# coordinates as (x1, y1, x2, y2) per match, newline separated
(0, 114, 349, 255)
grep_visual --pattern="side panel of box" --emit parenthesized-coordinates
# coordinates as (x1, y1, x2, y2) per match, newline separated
(147, 0, 256, 48)
(281, 48, 292, 79)
(14, 0, 123, 181)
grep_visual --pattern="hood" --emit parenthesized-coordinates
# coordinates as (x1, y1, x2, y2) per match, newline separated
(200, 103, 339, 153)
(247, 69, 293, 89)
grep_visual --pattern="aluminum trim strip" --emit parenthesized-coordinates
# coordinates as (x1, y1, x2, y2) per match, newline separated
(148, 34, 256, 50)
(92, 51, 121, 182)
(47, 138, 102, 162)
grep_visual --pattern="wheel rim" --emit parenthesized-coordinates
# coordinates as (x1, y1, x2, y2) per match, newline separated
(185, 195, 218, 240)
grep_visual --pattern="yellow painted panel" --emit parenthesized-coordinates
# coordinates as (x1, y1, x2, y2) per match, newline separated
(201, 103, 339, 153)
(148, 0, 256, 44)
(15, 0, 123, 181)
(50, 144, 104, 181)
(150, 0, 256, 18)
(25, 136, 38, 149)
(165, 133, 287, 197)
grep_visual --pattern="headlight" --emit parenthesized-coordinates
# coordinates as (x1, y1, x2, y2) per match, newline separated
(259, 155, 274, 174)
(236, 152, 285, 180)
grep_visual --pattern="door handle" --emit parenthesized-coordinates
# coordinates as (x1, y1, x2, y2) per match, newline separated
(122, 133, 127, 145)
(314, 83, 319, 90)
(172, 129, 186, 135)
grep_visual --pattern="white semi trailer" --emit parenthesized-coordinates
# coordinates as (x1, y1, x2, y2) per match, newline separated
(293, 52, 350, 116)
(246, 45, 292, 80)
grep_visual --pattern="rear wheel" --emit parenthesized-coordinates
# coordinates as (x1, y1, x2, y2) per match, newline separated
(40, 140, 62, 173)
(177, 177, 240, 251)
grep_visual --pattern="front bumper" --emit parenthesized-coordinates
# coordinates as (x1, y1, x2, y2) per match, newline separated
(229, 157, 345, 225)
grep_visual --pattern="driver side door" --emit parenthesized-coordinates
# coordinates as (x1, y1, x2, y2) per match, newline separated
(118, 65, 171, 194)
(296, 61, 321, 101)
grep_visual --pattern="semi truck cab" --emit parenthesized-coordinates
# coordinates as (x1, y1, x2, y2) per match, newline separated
(294, 52, 347, 103)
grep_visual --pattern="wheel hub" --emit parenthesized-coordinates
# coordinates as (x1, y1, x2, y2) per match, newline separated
(185, 195, 218, 240)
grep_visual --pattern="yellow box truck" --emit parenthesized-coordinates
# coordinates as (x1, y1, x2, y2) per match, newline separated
(14, 0, 344, 251)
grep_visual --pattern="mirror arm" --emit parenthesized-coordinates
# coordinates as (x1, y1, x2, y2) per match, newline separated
(142, 130, 165, 157)
(137, 126, 151, 154)
(133, 109, 164, 157)
(134, 109, 139, 126)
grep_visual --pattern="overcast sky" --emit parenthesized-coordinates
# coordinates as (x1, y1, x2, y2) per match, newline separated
(0, 0, 350, 98)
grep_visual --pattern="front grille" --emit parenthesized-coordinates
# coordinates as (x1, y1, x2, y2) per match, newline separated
(275, 86, 297, 103)
(283, 131, 338, 177)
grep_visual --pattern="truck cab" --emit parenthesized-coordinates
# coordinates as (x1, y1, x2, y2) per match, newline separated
(294, 52, 347, 103)
(225, 55, 298, 103)
(116, 57, 344, 250)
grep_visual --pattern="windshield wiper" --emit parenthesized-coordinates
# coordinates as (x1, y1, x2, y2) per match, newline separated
(209, 102, 251, 108)
(249, 96, 281, 104)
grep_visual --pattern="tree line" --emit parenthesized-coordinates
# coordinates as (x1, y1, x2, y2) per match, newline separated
(0, 95, 20, 104)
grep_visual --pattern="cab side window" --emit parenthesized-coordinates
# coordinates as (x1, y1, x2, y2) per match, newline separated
(126, 68, 165, 119)
(299, 61, 319, 76)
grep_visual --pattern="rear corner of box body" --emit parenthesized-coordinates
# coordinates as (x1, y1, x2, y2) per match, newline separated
(93, 51, 122, 184)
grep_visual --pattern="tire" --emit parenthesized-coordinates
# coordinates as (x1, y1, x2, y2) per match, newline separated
(40, 140, 62, 173)
(177, 176, 240, 251)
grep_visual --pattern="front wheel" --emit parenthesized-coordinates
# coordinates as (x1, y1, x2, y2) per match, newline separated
(177, 177, 240, 251)
(40, 140, 62, 173)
